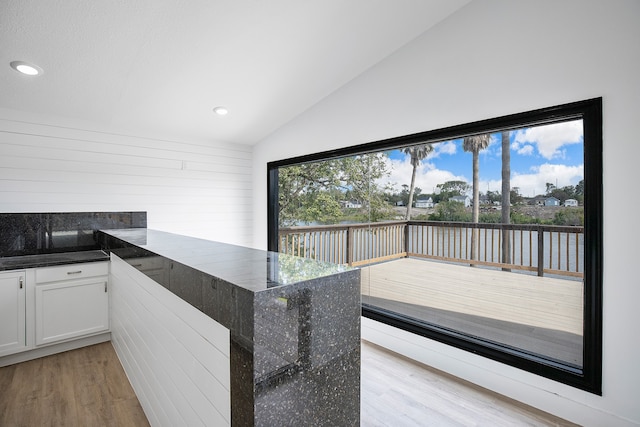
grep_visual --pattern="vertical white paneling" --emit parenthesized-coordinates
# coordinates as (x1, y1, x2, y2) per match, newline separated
(0, 116, 252, 246)
(109, 254, 230, 427)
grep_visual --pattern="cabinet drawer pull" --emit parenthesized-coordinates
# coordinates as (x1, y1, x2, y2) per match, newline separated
(19, 277, 23, 289)
(67, 270, 82, 275)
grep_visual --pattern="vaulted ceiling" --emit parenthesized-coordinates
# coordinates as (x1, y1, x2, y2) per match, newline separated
(1, 0, 469, 145)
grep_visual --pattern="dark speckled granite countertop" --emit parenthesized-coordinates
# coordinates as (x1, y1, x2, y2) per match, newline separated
(98, 228, 361, 426)
(0, 249, 110, 271)
(98, 228, 353, 293)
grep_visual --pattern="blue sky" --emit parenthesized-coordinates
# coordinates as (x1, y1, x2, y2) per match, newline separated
(381, 120, 584, 198)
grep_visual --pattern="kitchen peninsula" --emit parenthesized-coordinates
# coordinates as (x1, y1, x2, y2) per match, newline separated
(99, 228, 361, 427)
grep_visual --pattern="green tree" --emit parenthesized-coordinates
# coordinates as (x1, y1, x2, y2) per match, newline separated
(436, 180, 470, 202)
(463, 134, 491, 262)
(486, 190, 501, 204)
(510, 187, 524, 205)
(574, 179, 585, 204)
(553, 208, 584, 226)
(278, 162, 338, 226)
(545, 182, 556, 195)
(549, 185, 578, 204)
(277, 153, 393, 226)
(429, 200, 471, 222)
(345, 153, 395, 222)
(402, 144, 433, 220)
(400, 184, 410, 205)
(297, 191, 343, 224)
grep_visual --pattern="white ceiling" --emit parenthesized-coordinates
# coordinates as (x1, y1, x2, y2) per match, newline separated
(1, 0, 469, 145)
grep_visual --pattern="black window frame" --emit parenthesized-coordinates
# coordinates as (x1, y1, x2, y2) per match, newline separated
(267, 98, 603, 394)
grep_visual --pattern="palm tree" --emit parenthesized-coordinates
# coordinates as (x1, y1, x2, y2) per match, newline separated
(463, 134, 491, 262)
(501, 131, 511, 270)
(402, 144, 433, 220)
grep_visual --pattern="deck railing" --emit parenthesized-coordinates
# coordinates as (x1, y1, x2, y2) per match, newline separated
(278, 221, 584, 278)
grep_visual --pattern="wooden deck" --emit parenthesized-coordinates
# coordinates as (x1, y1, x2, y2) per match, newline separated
(361, 258, 584, 366)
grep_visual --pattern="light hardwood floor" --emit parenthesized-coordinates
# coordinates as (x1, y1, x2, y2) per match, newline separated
(361, 340, 578, 427)
(0, 342, 149, 427)
(0, 341, 577, 426)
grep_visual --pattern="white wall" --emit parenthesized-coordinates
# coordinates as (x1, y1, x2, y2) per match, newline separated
(110, 254, 230, 426)
(0, 110, 253, 247)
(252, 1, 640, 426)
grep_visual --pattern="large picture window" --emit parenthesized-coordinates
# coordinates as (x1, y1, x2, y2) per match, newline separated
(267, 98, 602, 393)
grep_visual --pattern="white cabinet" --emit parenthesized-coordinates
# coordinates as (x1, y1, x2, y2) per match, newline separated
(35, 262, 109, 346)
(0, 270, 26, 356)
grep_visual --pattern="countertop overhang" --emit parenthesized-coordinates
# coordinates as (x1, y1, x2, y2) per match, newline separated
(98, 228, 355, 293)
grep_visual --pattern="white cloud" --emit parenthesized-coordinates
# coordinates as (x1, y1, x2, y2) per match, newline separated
(378, 155, 467, 195)
(479, 178, 502, 194)
(513, 121, 582, 160)
(433, 140, 457, 156)
(511, 163, 584, 197)
(377, 137, 583, 200)
(516, 144, 534, 155)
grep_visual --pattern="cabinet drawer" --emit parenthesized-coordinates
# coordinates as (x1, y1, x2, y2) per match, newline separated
(36, 261, 109, 283)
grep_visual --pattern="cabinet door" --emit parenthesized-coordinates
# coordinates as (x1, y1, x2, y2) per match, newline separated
(0, 271, 26, 356)
(35, 277, 109, 346)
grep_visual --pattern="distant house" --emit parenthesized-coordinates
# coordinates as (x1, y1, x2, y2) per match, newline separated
(343, 200, 362, 209)
(415, 197, 434, 208)
(450, 195, 471, 207)
(529, 197, 546, 206)
(544, 197, 560, 207)
(564, 198, 578, 207)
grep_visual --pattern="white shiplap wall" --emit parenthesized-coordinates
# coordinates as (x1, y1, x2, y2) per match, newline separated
(110, 254, 231, 427)
(0, 116, 253, 246)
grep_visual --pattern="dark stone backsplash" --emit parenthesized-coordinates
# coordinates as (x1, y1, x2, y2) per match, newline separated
(0, 212, 146, 257)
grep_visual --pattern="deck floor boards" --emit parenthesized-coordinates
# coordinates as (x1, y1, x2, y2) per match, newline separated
(361, 258, 584, 366)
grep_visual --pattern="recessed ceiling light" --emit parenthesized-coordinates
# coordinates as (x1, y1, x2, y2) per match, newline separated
(10, 61, 42, 76)
(213, 106, 228, 116)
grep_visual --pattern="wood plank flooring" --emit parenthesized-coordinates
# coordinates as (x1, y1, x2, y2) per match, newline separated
(361, 340, 579, 427)
(0, 340, 577, 426)
(0, 342, 149, 427)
